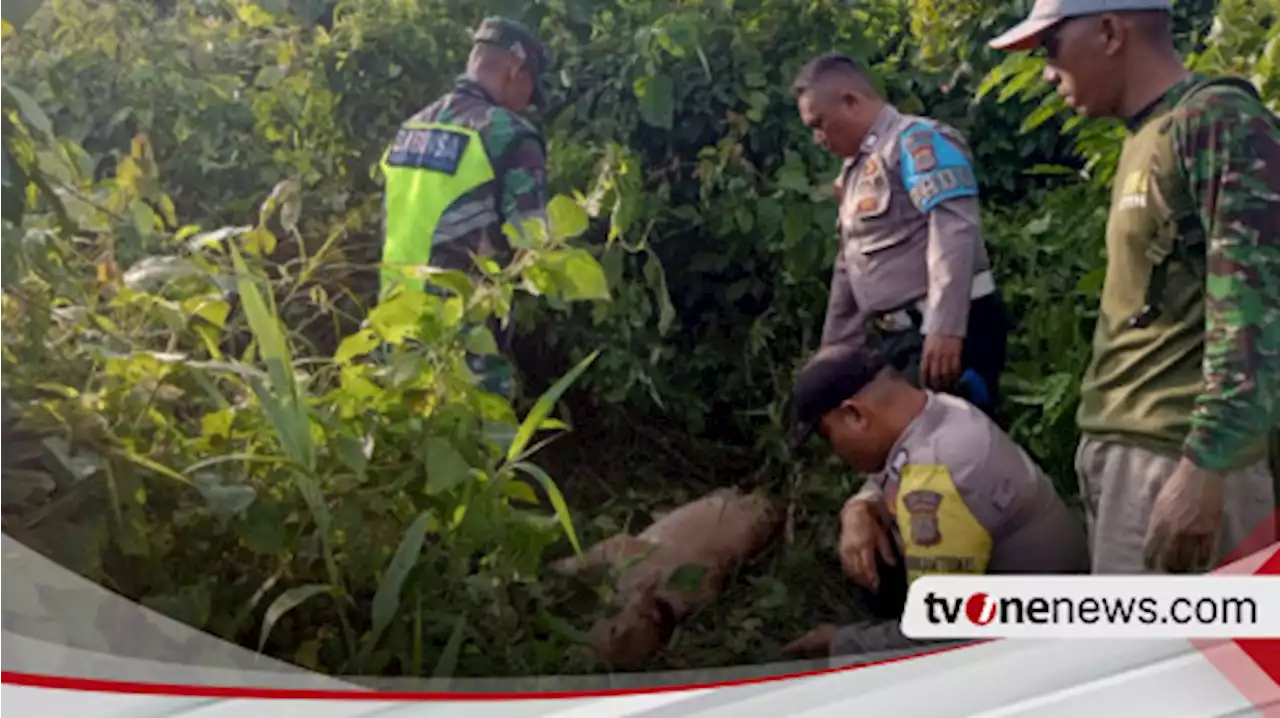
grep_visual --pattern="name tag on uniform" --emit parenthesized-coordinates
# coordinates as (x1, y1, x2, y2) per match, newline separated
(387, 127, 470, 175)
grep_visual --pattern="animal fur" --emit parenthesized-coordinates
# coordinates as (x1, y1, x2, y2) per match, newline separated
(551, 487, 785, 669)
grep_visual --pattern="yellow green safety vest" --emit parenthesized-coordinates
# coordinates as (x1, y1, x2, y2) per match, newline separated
(378, 120, 497, 300)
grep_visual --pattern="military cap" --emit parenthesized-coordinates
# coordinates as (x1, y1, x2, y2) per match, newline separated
(474, 16, 550, 106)
(788, 342, 891, 450)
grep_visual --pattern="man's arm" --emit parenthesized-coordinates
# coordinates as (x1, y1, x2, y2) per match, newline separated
(820, 243, 869, 348)
(898, 124, 983, 339)
(497, 133, 552, 244)
(1176, 89, 1280, 473)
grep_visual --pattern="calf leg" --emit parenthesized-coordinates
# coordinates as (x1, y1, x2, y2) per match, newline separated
(550, 534, 654, 577)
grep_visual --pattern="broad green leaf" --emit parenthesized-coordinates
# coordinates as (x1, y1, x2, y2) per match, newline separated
(510, 461, 581, 555)
(4, 83, 54, 141)
(183, 296, 231, 329)
(634, 74, 675, 130)
(237, 501, 288, 555)
(548, 195, 590, 241)
(540, 249, 610, 301)
(335, 328, 380, 364)
(503, 480, 539, 505)
(367, 290, 428, 345)
(242, 227, 278, 256)
(333, 434, 370, 479)
(424, 437, 471, 495)
(418, 267, 474, 301)
(464, 326, 499, 356)
(197, 482, 258, 519)
(257, 584, 332, 652)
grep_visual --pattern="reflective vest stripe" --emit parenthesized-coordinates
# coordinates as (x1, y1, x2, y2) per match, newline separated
(378, 121, 496, 300)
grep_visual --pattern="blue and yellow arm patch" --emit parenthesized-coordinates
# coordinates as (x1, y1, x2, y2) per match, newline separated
(894, 462, 993, 586)
(898, 123, 979, 214)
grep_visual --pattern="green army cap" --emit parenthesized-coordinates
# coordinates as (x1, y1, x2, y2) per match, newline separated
(474, 16, 550, 107)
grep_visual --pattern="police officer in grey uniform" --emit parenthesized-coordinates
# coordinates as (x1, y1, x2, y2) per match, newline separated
(782, 342, 1090, 659)
(792, 52, 1011, 418)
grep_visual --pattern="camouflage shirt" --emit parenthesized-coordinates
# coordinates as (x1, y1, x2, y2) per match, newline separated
(407, 74, 550, 272)
(1167, 76, 1280, 472)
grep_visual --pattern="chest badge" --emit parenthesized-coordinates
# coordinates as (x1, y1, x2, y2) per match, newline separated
(855, 196, 881, 214)
(902, 489, 944, 547)
(1118, 169, 1150, 211)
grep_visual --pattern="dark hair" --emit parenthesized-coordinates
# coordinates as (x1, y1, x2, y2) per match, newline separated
(791, 52, 868, 99)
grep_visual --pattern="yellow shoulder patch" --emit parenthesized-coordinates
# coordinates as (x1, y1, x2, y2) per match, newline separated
(894, 463, 993, 585)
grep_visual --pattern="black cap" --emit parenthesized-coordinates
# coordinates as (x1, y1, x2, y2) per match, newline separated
(473, 17, 550, 107)
(788, 342, 890, 451)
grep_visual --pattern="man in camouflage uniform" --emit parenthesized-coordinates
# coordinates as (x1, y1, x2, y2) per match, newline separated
(790, 53, 1011, 422)
(991, 0, 1280, 574)
(378, 17, 551, 398)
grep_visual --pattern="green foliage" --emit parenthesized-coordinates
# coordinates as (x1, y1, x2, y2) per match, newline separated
(2, 0, 1275, 677)
(2, 62, 612, 674)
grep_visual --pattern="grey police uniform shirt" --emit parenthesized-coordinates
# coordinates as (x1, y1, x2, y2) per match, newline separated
(830, 392, 1091, 658)
(823, 105, 996, 348)
(852, 391, 1090, 576)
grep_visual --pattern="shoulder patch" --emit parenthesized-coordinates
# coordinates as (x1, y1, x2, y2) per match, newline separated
(902, 489, 944, 547)
(898, 122, 979, 213)
(386, 127, 471, 174)
(883, 448, 909, 518)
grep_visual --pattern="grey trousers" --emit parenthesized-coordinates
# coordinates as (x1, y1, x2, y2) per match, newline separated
(1074, 435, 1277, 574)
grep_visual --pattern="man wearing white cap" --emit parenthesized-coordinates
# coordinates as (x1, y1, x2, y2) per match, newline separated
(990, 1, 1280, 575)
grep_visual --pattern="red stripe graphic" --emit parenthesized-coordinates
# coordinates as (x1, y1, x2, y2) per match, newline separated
(0, 641, 984, 701)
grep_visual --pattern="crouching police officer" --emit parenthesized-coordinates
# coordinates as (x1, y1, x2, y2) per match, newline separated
(783, 342, 1089, 659)
(792, 52, 1011, 421)
(377, 17, 552, 398)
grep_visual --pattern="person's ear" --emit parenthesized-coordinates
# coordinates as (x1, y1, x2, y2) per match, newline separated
(838, 397, 869, 427)
(1098, 13, 1126, 56)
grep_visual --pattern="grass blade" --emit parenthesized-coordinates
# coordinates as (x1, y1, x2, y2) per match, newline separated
(257, 583, 331, 653)
(511, 461, 582, 555)
(360, 510, 432, 666)
(505, 349, 599, 463)
(432, 616, 467, 680)
(229, 242, 314, 471)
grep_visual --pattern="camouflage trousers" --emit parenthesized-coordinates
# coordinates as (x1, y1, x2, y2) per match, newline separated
(466, 347, 516, 399)
(451, 293, 518, 401)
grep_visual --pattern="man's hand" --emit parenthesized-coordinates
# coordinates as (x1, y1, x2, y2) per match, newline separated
(838, 499, 896, 592)
(1143, 457, 1226, 573)
(920, 334, 964, 390)
(782, 623, 840, 659)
